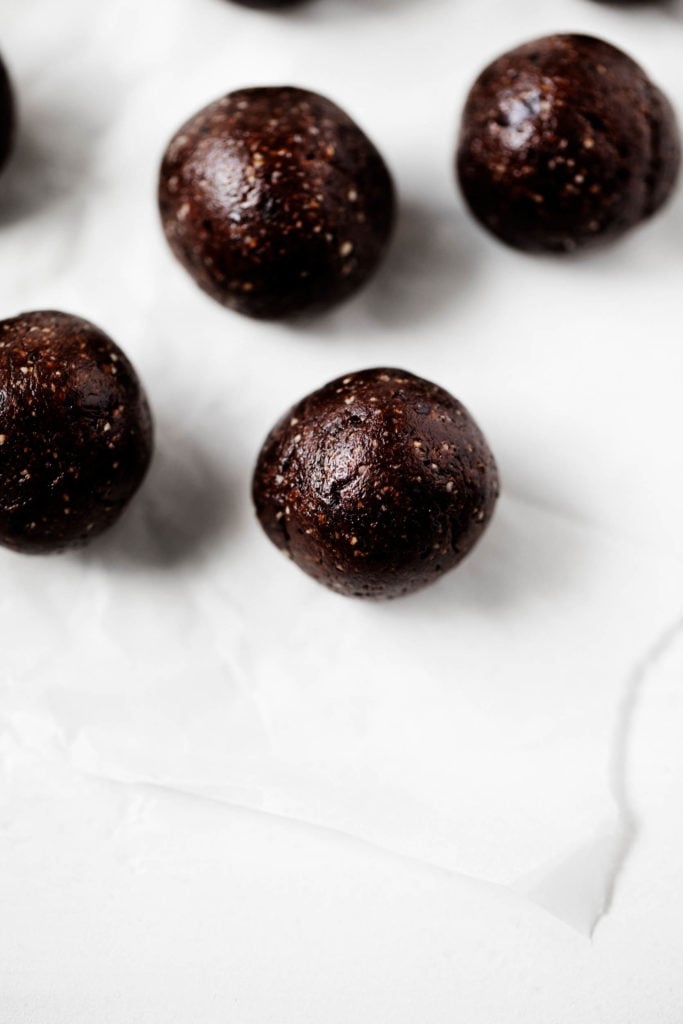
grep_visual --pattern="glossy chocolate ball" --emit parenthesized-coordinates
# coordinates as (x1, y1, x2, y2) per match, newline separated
(0, 311, 153, 554)
(253, 368, 499, 599)
(159, 86, 396, 319)
(457, 34, 681, 252)
(0, 53, 15, 176)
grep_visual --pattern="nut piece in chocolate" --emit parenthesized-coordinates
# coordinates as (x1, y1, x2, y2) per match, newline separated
(457, 34, 681, 252)
(0, 311, 153, 553)
(253, 368, 499, 599)
(159, 86, 396, 319)
(0, 53, 15, 177)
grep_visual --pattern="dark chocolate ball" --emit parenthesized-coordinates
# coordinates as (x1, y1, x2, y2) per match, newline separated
(159, 86, 396, 319)
(0, 311, 153, 554)
(457, 34, 681, 252)
(0, 53, 15, 176)
(253, 368, 499, 599)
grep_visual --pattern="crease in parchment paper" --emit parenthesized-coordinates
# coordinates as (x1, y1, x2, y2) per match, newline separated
(598, 614, 683, 929)
(513, 611, 683, 935)
(2, 0, 683, 939)
(1, 495, 681, 935)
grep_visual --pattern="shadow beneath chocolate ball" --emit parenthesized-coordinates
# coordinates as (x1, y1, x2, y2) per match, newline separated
(0, 103, 98, 227)
(215, 0, 418, 20)
(371, 481, 587, 621)
(264, 0, 417, 19)
(363, 199, 482, 330)
(556, 184, 683, 282)
(589, 0, 683, 18)
(653, 193, 683, 254)
(88, 433, 236, 572)
(591, 0, 677, 6)
(321, 0, 416, 11)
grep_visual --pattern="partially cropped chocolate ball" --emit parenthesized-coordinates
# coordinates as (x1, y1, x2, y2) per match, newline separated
(159, 86, 396, 319)
(0, 53, 15, 176)
(253, 368, 499, 599)
(457, 34, 681, 252)
(0, 311, 153, 554)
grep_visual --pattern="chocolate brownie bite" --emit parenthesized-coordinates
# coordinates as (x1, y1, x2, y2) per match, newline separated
(0, 311, 153, 554)
(159, 86, 396, 319)
(457, 34, 681, 252)
(0, 53, 15, 177)
(253, 368, 499, 599)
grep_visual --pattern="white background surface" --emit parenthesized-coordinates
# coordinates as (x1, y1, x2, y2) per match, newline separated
(2, 0, 683, 1019)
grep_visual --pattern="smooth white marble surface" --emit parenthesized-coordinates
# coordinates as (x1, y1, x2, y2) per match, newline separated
(1, 0, 683, 1018)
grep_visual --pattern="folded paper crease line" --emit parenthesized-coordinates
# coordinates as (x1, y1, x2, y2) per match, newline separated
(1, 496, 681, 935)
(2, 0, 683, 940)
(514, 611, 683, 934)
(597, 612, 683, 931)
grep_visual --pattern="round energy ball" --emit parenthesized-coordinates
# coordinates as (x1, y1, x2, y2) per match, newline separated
(159, 86, 396, 319)
(456, 34, 681, 252)
(0, 311, 153, 554)
(253, 368, 499, 599)
(0, 53, 15, 176)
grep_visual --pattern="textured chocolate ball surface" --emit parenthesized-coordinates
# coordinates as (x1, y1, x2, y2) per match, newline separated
(0, 53, 15, 176)
(0, 311, 153, 554)
(159, 86, 396, 319)
(457, 34, 681, 252)
(253, 368, 499, 599)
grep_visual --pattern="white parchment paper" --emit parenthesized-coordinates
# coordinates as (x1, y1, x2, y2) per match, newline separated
(1, 0, 682, 933)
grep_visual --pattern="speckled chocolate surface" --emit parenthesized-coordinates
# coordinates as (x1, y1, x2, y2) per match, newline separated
(253, 368, 499, 599)
(0, 53, 15, 176)
(159, 86, 396, 319)
(0, 311, 153, 554)
(457, 34, 681, 252)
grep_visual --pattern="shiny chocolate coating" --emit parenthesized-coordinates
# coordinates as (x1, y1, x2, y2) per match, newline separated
(0, 311, 153, 554)
(0, 53, 15, 176)
(457, 34, 681, 252)
(253, 368, 499, 599)
(159, 86, 396, 319)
